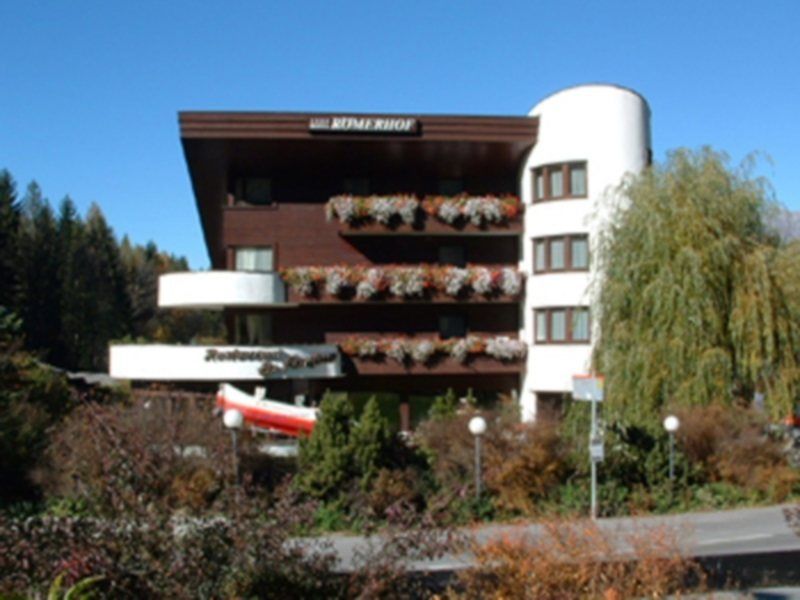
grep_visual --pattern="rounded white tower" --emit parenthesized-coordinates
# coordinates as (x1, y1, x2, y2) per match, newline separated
(519, 84, 651, 420)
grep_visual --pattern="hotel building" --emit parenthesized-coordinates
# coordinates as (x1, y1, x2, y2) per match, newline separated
(110, 84, 652, 425)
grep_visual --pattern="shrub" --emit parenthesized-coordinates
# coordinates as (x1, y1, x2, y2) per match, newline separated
(675, 403, 799, 501)
(449, 519, 703, 599)
(37, 394, 231, 516)
(484, 418, 569, 515)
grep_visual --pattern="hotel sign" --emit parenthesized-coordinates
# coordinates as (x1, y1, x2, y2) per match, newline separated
(309, 116, 419, 135)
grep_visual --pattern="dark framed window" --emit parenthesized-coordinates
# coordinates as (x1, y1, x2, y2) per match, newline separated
(439, 314, 467, 339)
(234, 177, 274, 206)
(533, 234, 590, 272)
(343, 178, 370, 195)
(534, 307, 590, 344)
(532, 162, 588, 202)
(234, 313, 273, 345)
(438, 245, 466, 267)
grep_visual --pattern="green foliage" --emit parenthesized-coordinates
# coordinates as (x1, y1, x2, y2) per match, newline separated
(429, 387, 459, 420)
(0, 168, 222, 371)
(350, 397, 393, 490)
(296, 392, 355, 500)
(46, 573, 104, 600)
(0, 308, 74, 503)
(595, 148, 800, 422)
(296, 393, 397, 506)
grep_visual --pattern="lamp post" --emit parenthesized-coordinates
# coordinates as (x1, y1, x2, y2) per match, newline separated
(663, 415, 680, 481)
(468, 415, 487, 499)
(223, 409, 244, 486)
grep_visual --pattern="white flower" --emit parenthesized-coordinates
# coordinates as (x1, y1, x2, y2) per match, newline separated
(499, 268, 522, 296)
(355, 268, 384, 299)
(485, 336, 527, 361)
(410, 339, 436, 363)
(290, 268, 316, 296)
(437, 202, 461, 224)
(389, 267, 426, 297)
(371, 197, 396, 224)
(396, 196, 419, 224)
(450, 338, 472, 363)
(443, 268, 470, 296)
(357, 339, 380, 357)
(328, 195, 358, 223)
(471, 267, 494, 295)
(325, 267, 350, 296)
(386, 339, 409, 364)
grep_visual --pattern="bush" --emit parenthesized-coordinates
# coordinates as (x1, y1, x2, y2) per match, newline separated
(448, 519, 704, 599)
(36, 395, 231, 515)
(484, 418, 568, 515)
(676, 403, 799, 501)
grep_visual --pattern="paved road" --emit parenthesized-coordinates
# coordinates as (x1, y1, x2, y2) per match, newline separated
(317, 503, 800, 572)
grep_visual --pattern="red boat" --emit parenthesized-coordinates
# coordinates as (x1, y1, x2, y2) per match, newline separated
(216, 383, 317, 436)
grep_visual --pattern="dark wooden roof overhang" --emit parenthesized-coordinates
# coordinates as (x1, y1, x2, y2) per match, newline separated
(178, 111, 539, 264)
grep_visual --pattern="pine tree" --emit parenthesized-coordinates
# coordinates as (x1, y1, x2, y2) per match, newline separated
(595, 148, 800, 422)
(296, 392, 354, 500)
(54, 197, 88, 367)
(18, 182, 61, 358)
(349, 396, 392, 490)
(0, 170, 21, 311)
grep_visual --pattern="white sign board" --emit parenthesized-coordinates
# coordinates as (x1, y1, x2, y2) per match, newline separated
(110, 344, 342, 381)
(572, 376, 604, 402)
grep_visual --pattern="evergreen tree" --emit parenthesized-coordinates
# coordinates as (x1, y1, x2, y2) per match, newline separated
(349, 396, 393, 490)
(54, 197, 88, 367)
(296, 392, 355, 500)
(0, 170, 21, 311)
(595, 148, 800, 423)
(79, 204, 131, 370)
(18, 182, 61, 358)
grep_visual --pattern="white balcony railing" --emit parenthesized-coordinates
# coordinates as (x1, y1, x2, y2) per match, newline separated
(158, 271, 287, 309)
(109, 344, 341, 381)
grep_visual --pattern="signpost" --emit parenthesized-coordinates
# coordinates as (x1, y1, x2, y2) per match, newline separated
(573, 375, 604, 519)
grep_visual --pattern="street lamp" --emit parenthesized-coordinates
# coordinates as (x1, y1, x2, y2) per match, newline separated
(223, 409, 244, 485)
(663, 414, 680, 481)
(468, 415, 487, 499)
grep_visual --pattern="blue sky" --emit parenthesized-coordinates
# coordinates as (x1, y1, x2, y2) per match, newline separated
(2, 0, 798, 268)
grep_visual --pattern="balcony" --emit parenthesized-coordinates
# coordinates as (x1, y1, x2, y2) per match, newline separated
(327, 194, 523, 236)
(109, 344, 341, 381)
(339, 335, 526, 376)
(158, 271, 289, 309)
(281, 265, 523, 304)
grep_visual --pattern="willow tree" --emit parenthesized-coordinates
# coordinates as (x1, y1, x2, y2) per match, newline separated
(594, 148, 800, 423)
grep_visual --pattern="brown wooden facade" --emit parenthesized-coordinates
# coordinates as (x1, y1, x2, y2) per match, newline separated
(180, 111, 538, 401)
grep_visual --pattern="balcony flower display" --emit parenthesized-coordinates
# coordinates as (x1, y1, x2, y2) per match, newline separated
(281, 265, 524, 300)
(326, 194, 419, 225)
(339, 335, 527, 365)
(325, 194, 522, 228)
(421, 194, 520, 226)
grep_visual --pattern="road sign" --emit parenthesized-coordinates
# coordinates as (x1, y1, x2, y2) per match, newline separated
(572, 375, 604, 402)
(589, 438, 604, 462)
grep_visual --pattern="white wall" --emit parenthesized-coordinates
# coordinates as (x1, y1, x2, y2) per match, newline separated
(519, 84, 651, 420)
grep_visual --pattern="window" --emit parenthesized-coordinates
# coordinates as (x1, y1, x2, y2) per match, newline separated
(235, 178, 273, 206)
(532, 162, 588, 202)
(439, 315, 467, 339)
(534, 307, 591, 344)
(234, 314, 273, 345)
(343, 178, 370, 195)
(533, 234, 589, 272)
(570, 237, 589, 269)
(570, 164, 587, 196)
(534, 239, 547, 272)
(235, 247, 274, 272)
(438, 179, 464, 195)
(439, 245, 466, 267)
